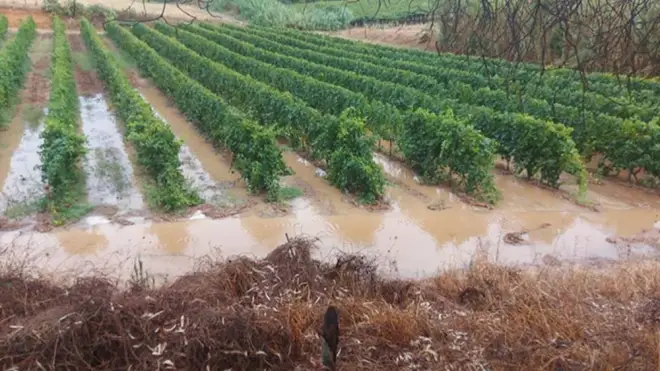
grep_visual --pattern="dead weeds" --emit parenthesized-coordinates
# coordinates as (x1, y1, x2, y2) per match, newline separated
(1, 237, 660, 370)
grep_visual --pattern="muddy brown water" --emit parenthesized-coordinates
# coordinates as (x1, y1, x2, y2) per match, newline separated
(2, 138, 658, 283)
(1, 33, 659, 284)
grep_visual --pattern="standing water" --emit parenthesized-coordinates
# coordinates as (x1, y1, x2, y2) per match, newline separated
(0, 108, 47, 216)
(79, 94, 145, 215)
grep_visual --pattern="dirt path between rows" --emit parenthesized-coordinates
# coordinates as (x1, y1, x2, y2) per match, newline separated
(21, 35, 51, 106)
(0, 34, 53, 231)
(69, 33, 104, 96)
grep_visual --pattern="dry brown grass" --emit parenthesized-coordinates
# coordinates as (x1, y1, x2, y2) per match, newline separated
(1, 236, 660, 370)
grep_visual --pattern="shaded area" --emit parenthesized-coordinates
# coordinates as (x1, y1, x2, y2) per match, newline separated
(1, 236, 660, 370)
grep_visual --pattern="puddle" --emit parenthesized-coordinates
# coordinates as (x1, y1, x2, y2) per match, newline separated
(79, 94, 145, 215)
(2, 198, 658, 282)
(2, 142, 657, 282)
(0, 108, 47, 216)
(373, 152, 462, 206)
(135, 87, 247, 208)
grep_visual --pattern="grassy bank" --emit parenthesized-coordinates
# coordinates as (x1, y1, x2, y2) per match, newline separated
(289, 0, 432, 19)
(211, 0, 354, 30)
(0, 237, 659, 369)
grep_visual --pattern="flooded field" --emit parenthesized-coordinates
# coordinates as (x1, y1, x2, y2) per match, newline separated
(0, 23, 658, 286)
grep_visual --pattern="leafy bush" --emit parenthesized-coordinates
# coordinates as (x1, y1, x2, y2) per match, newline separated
(319, 108, 385, 204)
(78, 19, 200, 212)
(0, 16, 37, 125)
(398, 109, 500, 203)
(42, 0, 116, 21)
(96, 20, 289, 201)
(39, 16, 89, 223)
(299, 5, 353, 30)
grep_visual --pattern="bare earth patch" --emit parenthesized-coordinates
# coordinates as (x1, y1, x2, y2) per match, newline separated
(69, 34, 104, 96)
(330, 24, 439, 52)
(0, 6, 53, 28)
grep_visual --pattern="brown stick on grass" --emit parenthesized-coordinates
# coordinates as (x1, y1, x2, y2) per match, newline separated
(321, 305, 340, 370)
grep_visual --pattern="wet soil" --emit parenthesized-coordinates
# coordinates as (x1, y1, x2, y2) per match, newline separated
(136, 88, 250, 212)
(0, 35, 52, 223)
(0, 5, 84, 29)
(63, 32, 148, 227)
(77, 94, 146, 217)
(21, 35, 51, 105)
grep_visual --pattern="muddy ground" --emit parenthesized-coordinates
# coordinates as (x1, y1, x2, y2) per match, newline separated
(0, 2, 237, 28)
(330, 23, 439, 52)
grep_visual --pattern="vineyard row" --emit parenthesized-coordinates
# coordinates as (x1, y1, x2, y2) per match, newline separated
(237, 23, 659, 122)
(249, 23, 660, 99)
(0, 15, 35, 127)
(39, 16, 88, 224)
(151, 22, 512, 201)
(127, 23, 389, 204)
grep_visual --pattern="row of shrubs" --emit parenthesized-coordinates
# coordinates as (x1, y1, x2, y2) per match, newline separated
(234, 23, 659, 185)
(39, 16, 89, 224)
(255, 23, 660, 104)
(193, 23, 586, 195)
(0, 16, 36, 125)
(245, 23, 658, 122)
